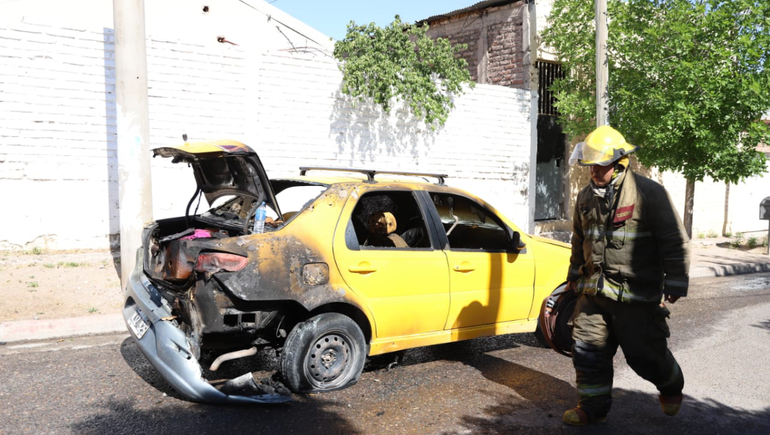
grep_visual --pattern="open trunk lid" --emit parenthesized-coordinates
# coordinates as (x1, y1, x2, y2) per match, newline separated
(146, 140, 280, 285)
(152, 139, 279, 214)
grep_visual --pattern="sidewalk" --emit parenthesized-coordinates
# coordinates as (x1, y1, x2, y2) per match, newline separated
(690, 238, 770, 278)
(0, 313, 126, 344)
(1, 240, 769, 344)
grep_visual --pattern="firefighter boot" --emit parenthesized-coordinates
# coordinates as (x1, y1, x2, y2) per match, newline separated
(659, 394, 683, 416)
(562, 407, 607, 426)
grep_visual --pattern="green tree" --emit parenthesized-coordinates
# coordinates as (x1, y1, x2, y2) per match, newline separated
(542, 0, 770, 236)
(333, 16, 474, 127)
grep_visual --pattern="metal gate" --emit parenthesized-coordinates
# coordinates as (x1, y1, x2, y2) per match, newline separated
(535, 60, 566, 221)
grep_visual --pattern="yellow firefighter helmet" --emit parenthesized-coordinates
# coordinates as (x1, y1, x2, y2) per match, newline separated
(569, 125, 638, 166)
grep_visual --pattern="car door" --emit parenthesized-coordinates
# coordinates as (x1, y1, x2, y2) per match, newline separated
(332, 188, 450, 340)
(425, 192, 536, 330)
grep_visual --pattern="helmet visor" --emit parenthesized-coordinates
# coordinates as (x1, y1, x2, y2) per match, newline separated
(569, 141, 613, 166)
(569, 141, 637, 166)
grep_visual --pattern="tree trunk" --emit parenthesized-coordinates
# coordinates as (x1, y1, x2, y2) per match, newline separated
(722, 182, 730, 237)
(683, 178, 695, 240)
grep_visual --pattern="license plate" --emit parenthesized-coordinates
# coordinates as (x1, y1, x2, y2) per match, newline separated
(128, 308, 150, 340)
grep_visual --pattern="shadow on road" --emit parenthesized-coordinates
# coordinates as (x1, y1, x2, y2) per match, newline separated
(104, 334, 770, 435)
(399, 331, 542, 367)
(79, 341, 362, 435)
(752, 318, 770, 332)
(446, 353, 770, 435)
(363, 330, 543, 373)
(119, 337, 186, 401)
(445, 389, 770, 435)
(68, 395, 363, 435)
(465, 354, 575, 409)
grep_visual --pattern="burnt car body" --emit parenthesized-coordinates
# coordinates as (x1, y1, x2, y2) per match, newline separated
(123, 140, 570, 403)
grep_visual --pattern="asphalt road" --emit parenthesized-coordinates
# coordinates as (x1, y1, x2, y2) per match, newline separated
(1, 273, 769, 435)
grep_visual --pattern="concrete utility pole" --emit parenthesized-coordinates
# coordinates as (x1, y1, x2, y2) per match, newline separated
(595, 0, 609, 127)
(113, 0, 153, 290)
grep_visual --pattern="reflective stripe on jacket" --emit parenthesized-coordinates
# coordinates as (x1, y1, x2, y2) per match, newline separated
(567, 170, 690, 303)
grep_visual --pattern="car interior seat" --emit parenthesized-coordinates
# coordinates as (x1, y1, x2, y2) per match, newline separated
(364, 211, 408, 248)
(400, 226, 425, 247)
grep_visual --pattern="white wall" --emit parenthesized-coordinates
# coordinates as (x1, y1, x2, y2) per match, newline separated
(536, 0, 558, 62)
(660, 161, 770, 238)
(252, 51, 533, 224)
(0, 18, 535, 250)
(147, 49, 535, 236)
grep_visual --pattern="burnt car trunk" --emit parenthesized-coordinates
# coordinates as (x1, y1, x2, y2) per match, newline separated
(144, 140, 280, 288)
(143, 147, 284, 353)
(122, 140, 296, 403)
(142, 217, 284, 351)
(144, 217, 229, 285)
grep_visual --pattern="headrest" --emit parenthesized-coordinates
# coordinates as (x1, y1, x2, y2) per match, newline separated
(367, 211, 397, 235)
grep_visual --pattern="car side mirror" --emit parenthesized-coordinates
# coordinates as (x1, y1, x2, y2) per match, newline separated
(509, 230, 526, 252)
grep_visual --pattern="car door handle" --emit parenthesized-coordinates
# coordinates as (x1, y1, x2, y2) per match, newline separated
(453, 262, 475, 272)
(348, 262, 377, 274)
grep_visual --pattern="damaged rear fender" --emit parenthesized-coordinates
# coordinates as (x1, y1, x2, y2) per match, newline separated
(124, 250, 290, 404)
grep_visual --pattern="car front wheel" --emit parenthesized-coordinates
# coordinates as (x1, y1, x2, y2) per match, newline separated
(280, 312, 367, 393)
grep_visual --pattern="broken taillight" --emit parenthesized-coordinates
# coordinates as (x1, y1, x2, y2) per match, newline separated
(194, 252, 249, 275)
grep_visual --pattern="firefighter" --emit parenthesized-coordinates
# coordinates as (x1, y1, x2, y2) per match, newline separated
(563, 125, 690, 426)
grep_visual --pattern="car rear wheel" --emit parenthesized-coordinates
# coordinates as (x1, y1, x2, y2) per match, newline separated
(280, 312, 367, 393)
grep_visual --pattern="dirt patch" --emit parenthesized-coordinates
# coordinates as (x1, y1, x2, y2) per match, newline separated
(715, 242, 768, 255)
(0, 250, 123, 322)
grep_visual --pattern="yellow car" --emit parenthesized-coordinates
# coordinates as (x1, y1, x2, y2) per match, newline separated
(123, 140, 570, 403)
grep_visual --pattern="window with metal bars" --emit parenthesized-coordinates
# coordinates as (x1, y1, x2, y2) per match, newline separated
(537, 60, 564, 116)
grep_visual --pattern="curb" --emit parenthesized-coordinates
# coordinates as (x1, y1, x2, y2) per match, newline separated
(690, 263, 770, 279)
(0, 313, 126, 344)
(690, 245, 770, 280)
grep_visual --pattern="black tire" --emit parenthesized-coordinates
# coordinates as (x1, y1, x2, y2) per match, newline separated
(280, 313, 367, 393)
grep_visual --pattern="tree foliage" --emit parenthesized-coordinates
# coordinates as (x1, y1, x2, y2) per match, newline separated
(542, 0, 770, 184)
(333, 16, 474, 127)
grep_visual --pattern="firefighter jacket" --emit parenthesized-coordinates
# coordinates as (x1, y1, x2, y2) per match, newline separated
(567, 170, 690, 303)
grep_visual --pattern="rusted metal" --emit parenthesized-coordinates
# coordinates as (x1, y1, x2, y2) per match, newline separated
(209, 347, 257, 371)
(162, 239, 194, 280)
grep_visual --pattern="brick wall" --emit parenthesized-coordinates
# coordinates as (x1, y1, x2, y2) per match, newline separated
(0, 23, 116, 249)
(437, 29, 482, 83)
(425, 2, 530, 90)
(486, 16, 526, 87)
(0, 21, 251, 250)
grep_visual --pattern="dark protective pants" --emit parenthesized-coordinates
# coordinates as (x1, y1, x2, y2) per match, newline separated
(571, 294, 684, 419)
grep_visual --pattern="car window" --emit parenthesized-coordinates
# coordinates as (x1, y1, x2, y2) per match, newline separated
(346, 191, 432, 250)
(276, 185, 326, 220)
(430, 193, 509, 251)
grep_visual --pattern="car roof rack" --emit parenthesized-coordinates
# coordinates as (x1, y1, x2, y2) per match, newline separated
(299, 167, 448, 185)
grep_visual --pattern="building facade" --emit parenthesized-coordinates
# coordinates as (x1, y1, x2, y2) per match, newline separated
(0, 0, 537, 251)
